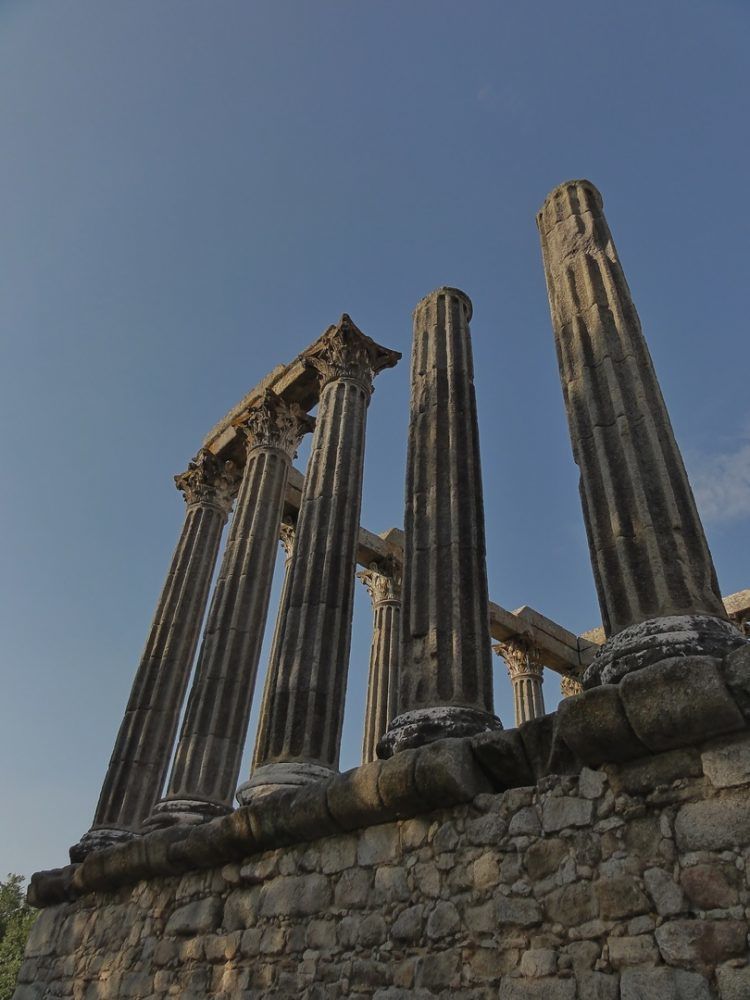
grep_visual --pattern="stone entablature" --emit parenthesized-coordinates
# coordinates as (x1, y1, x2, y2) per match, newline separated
(19, 653, 750, 999)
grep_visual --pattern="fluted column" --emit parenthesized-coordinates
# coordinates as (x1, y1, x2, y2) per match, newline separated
(358, 558, 402, 764)
(560, 674, 584, 698)
(380, 288, 502, 757)
(70, 450, 239, 860)
(538, 180, 744, 685)
(494, 639, 545, 726)
(147, 392, 313, 825)
(240, 316, 400, 800)
(250, 516, 296, 772)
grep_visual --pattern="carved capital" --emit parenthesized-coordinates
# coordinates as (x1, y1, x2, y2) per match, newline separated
(242, 391, 315, 459)
(357, 557, 402, 606)
(174, 449, 241, 514)
(560, 674, 584, 698)
(306, 316, 375, 393)
(493, 638, 543, 683)
(279, 518, 296, 559)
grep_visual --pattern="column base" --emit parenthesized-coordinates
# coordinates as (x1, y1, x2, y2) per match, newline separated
(236, 761, 336, 805)
(584, 614, 748, 688)
(142, 797, 231, 830)
(377, 706, 503, 759)
(69, 826, 137, 863)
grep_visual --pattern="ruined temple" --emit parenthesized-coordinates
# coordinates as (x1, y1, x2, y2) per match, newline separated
(15, 181, 750, 1000)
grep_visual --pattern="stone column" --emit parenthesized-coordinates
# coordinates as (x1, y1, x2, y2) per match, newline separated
(239, 316, 400, 800)
(147, 392, 313, 825)
(538, 180, 744, 685)
(357, 557, 402, 764)
(560, 674, 584, 698)
(70, 450, 239, 860)
(494, 639, 545, 726)
(380, 287, 502, 757)
(250, 516, 296, 773)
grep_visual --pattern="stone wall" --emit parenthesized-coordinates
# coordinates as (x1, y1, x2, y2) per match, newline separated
(16, 725, 750, 1000)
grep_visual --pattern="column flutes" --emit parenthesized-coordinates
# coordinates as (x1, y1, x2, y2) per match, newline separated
(358, 558, 402, 764)
(240, 316, 400, 801)
(538, 180, 742, 685)
(147, 392, 313, 825)
(380, 287, 502, 756)
(70, 450, 239, 860)
(494, 639, 545, 726)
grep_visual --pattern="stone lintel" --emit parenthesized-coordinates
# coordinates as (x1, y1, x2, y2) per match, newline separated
(30, 644, 750, 910)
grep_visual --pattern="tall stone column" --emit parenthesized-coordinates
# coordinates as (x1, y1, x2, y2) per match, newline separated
(560, 674, 583, 698)
(357, 557, 402, 764)
(538, 180, 744, 685)
(494, 639, 545, 726)
(147, 392, 313, 825)
(239, 316, 400, 801)
(380, 287, 502, 757)
(70, 450, 239, 860)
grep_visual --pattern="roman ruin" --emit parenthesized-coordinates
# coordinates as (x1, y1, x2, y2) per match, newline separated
(16, 182, 750, 1000)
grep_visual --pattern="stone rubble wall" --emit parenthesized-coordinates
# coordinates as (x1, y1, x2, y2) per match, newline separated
(15, 727, 750, 1000)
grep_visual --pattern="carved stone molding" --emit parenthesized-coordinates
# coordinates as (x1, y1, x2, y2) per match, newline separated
(493, 638, 543, 681)
(306, 316, 376, 393)
(560, 674, 584, 698)
(174, 449, 241, 514)
(242, 390, 315, 459)
(357, 557, 402, 606)
(279, 518, 296, 559)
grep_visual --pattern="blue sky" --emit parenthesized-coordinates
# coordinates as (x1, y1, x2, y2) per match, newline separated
(1, 1, 748, 879)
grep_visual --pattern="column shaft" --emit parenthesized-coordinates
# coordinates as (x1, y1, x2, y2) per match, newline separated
(358, 561, 401, 764)
(494, 639, 545, 727)
(381, 287, 501, 755)
(70, 450, 238, 859)
(149, 393, 312, 824)
(242, 317, 400, 799)
(538, 180, 743, 684)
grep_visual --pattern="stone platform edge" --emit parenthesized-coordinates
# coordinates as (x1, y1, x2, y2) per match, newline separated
(30, 645, 750, 909)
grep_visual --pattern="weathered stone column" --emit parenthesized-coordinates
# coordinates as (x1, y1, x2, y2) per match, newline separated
(69, 450, 239, 860)
(147, 392, 313, 825)
(380, 288, 502, 756)
(538, 180, 744, 685)
(239, 316, 400, 800)
(250, 516, 296, 773)
(560, 674, 584, 698)
(494, 639, 545, 726)
(357, 557, 402, 763)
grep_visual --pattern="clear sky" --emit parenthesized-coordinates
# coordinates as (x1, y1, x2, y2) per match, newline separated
(1, 1, 748, 879)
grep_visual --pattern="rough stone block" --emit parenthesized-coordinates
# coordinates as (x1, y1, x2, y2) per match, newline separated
(595, 876, 650, 920)
(721, 643, 750, 717)
(607, 934, 659, 968)
(426, 900, 460, 939)
(471, 729, 534, 788)
(377, 748, 428, 817)
(607, 748, 702, 796)
(357, 823, 400, 866)
(655, 919, 747, 968)
(517, 714, 581, 778)
(165, 898, 222, 936)
(281, 778, 341, 842)
(680, 863, 739, 910)
(542, 795, 594, 833)
(498, 977, 576, 999)
(675, 793, 750, 851)
(247, 788, 300, 846)
(27, 868, 76, 908)
(717, 964, 750, 1000)
(644, 867, 687, 916)
(620, 656, 745, 752)
(259, 874, 331, 917)
(576, 972, 620, 1000)
(390, 904, 424, 942)
(22, 905, 65, 957)
(223, 887, 261, 931)
(620, 967, 713, 1000)
(519, 948, 557, 978)
(555, 685, 647, 764)
(702, 733, 750, 788)
(414, 737, 492, 805)
(495, 894, 542, 927)
(327, 760, 390, 830)
(543, 882, 598, 927)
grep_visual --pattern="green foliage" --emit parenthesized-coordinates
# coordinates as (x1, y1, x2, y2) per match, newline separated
(0, 874, 37, 1000)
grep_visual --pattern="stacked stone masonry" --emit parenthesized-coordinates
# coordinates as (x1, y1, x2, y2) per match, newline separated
(18, 723, 750, 999)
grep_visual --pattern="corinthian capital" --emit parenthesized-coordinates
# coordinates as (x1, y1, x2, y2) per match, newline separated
(279, 518, 296, 558)
(493, 638, 543, 682)
(306, 315, 376, 393)
(243, 390, 315, 459)
(175, 449, 241, 514)
(357, 557, 402, 606)
(560, 674, 584, 698)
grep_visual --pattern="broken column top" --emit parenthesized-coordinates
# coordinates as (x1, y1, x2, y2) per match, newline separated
(414, 286, 473, 321)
